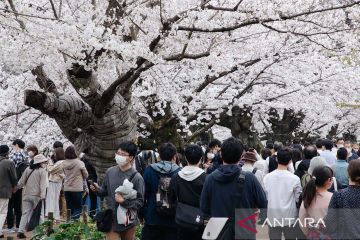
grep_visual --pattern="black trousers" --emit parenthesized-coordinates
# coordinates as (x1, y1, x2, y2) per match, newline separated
(142, 225, 177, 240)
(6, 189, 22, 228)
(178, 226, 204, 240)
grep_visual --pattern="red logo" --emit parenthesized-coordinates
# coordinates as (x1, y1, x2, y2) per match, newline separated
(236, 212, 258, 233)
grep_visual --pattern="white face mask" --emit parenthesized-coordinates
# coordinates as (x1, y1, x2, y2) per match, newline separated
(115, 154, 128, 166)
(28, 151, 35, 158)
(207, 153, 215, 160)
(337, 144, 344, 148)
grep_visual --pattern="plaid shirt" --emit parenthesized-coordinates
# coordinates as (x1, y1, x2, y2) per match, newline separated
(10, 151, 26, 168)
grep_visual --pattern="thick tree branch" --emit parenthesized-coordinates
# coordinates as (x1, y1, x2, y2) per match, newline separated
(24, 90, 94, 142)
(67, 64, 103, 108)
(31, 65, 59, 96)
(178, 1, 360, 32)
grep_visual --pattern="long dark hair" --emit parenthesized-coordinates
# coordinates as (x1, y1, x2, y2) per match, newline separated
(303, 166, 333, 209)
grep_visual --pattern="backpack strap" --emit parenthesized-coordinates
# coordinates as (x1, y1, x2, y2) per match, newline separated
(235, 169, 246, 209)
(252, 168, 258, 174)
(24, 169, 35, 185)
(128, 171, 138, 183)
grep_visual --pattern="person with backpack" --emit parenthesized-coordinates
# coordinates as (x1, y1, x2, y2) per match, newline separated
(16, 154, 49, 239)
(169, 144, 206, 240)
(80, 151, 98, 219)
(141, 142, 181, 240)
(6, 139, 28, 234)
(295, 145, 318, 184)
(0, 145, 17, 238)
(263, 147, 302, 239)
(200, 137, 267, 240)
(299, 166, 333, 238)
(90, 141, 144, 240)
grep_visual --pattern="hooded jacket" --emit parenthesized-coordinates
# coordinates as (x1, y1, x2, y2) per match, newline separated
(143, 161, 180, 226)
(0, 155, 17, 198)
(200, 164, 267, 239)
(62, 158, 88, 192)
(170, 166, 206, 208)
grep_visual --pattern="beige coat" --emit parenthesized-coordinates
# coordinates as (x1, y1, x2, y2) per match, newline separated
(62, 158, 88, 192)
(18, 167, 48, 199)
(47, 160, 65, 183)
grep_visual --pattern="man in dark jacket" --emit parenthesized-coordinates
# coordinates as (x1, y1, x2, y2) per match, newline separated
(0, 145, 17, 238)
(205, 139, 222, 174)
(80, 151, 98, 218)
(142, 143, 181, 240)
(294, 145, 318, 180)
(200, 137, 267, 240)
(170, 144, 206, 240)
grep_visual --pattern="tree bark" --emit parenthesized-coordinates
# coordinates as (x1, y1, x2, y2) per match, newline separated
(24, 88, 137, 180)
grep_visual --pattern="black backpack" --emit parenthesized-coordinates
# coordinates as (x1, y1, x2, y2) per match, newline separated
(268, 155, 278, 173)
(16, 154, 29, 181)
(155, 172, 175, 217)
(95, 209, 113, 232)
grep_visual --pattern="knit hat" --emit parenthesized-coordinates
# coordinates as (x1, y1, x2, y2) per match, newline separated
(0, 145, 9, 155)
(33, 154, 48, 164)
(241, 151, 257, 162)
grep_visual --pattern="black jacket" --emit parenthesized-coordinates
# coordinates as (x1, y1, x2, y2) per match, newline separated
(295, 159, 311, 180)
(170, 172, 206, 208)
(82, 157, 98, 182)
(200, 165, 267, 240)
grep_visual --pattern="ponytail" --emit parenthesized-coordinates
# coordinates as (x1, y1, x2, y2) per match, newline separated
(303, 166, 333, 209)
(303, 177, 317, 209)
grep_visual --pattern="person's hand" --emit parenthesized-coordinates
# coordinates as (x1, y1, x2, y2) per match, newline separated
(115, 193, 125, 204)
(90, 182, 99, 192)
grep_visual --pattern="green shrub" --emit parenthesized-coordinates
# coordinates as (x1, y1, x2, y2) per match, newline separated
(31, 220, 105, 240)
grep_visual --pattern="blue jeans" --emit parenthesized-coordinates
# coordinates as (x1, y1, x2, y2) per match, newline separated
(64, 191, 83, 219)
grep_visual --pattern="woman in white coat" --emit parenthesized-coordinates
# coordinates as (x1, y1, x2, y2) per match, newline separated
(45, 147, 65, 221)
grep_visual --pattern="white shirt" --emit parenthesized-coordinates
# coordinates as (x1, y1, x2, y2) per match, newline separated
(320, 150, 337, 166)
(263, 169, 302, 226)
(264, 156, 295, 174)
(242, 162, 265, 188)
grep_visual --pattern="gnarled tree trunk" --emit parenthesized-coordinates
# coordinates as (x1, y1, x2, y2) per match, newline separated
(25, 65, 137, 180)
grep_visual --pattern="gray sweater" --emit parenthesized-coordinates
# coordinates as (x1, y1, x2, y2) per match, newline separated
(0, 156, 17, 198)
(97, 166, 144, 232)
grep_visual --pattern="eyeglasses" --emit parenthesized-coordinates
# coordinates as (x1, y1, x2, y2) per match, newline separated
(116, 152, 130, 157)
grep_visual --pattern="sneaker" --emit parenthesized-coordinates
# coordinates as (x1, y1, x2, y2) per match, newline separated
(2, 228, 15, 234)
(17, 233, 27, 239)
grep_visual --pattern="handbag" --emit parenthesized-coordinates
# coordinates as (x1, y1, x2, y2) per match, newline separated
(95, 209, 113, 232)
(175, 202, 203, 230)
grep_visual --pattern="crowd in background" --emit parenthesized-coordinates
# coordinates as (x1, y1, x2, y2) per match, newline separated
(0, 136, 359, 239)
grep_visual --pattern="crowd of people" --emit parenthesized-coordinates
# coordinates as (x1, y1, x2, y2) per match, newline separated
(0, 136, 359, 240)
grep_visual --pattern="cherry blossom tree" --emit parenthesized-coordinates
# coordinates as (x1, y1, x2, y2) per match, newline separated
(1, 0, 360, 177)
